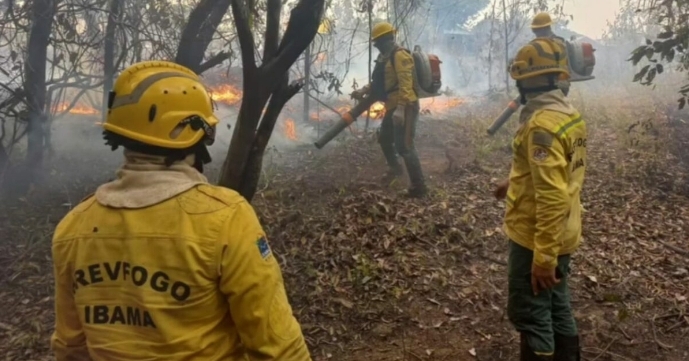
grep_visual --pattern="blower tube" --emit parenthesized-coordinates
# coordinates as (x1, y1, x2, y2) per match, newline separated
(486, 96, 521, 136)
(314, 95, 377, 149)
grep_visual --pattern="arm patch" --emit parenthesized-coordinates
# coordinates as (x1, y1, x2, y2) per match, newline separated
(531, 131, 554, 148)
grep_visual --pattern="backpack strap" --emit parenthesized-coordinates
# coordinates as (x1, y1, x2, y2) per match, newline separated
(387, 47, 414, 96)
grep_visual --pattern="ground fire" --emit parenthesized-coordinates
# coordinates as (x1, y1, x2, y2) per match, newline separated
(283, 118, 297, 140)
(208, 84, 242, 105)
(50, 87, 467, 145)
(52, 102, 99, 115)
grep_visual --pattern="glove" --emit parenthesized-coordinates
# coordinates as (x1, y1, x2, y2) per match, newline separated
(350, 85, 370, 101)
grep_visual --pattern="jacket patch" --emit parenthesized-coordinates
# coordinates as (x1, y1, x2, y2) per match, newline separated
(531, 131, 554, 147)
(257, 237, 272, 259)
(532, 147, 549, 162)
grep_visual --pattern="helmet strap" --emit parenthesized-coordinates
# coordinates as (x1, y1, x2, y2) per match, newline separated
(193, 145, 212, 173)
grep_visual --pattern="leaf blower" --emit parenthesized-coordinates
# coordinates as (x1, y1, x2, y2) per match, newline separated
(314, 45, 442, 149)
(486, 37, 596, 136)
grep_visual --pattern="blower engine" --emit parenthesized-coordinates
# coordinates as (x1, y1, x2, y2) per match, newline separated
(486, 37, 596, 135)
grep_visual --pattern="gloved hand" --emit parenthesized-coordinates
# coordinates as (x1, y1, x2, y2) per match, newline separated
(350, 85, 370, 101)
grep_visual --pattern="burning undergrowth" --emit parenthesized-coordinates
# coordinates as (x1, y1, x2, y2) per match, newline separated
(52, 77, 471, 147)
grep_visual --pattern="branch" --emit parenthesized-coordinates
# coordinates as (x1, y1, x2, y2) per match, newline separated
(263, 0, 281, 60)
(230, 0, 257, 72)
(175, 0, 231, 72)
(197, 51, 232, 74)
(263, 0, 325, 82)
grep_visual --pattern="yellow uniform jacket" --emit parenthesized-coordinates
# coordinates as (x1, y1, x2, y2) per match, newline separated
(504, 90, 587, 269)
(51, 184, 311, 361)
(374, 47, 419, 110)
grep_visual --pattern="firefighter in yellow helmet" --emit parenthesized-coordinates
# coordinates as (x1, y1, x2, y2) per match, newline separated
(50, 61, 312, 361)
(530, 12, 571, 95)
(352, 21, 427, 197)
(494, 39, 586, 361)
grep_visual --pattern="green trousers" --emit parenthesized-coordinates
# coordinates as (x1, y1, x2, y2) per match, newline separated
(507, 241, 578, 354)
(378, 101, 425, 190)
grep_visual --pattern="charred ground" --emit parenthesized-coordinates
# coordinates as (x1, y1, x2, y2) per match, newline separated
(1, 96, 688, 361)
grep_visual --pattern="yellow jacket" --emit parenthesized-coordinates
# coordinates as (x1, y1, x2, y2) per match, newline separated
(504, 90, 587, 269)
(376, 47, 419, 110)
(51, 153, 311, 361)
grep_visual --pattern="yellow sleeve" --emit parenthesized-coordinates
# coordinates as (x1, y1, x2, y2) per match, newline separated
(526, 127, 570, 269)
(217, 200, 311, 361)
(393, 50, 416, 107)
(51, 239, 90, 361)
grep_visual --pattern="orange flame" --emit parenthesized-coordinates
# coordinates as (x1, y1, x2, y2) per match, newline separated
(52, 102, 100, 115)
(209, 84, 242, 105)
(283, 118, 297, 140)
(420, 97, 466, 114)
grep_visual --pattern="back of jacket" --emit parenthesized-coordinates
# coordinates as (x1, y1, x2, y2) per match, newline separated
(504, 92, 587, 269)
(51, 184, 311, 361)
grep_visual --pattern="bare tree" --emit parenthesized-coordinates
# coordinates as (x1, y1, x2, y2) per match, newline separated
(102, 0, 124, 113)
(218, 0, 326, 201)
(175, 0, 232, 74)
(24, 0, 59, 183)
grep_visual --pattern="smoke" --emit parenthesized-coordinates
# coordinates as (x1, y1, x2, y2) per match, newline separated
(5, 0, 683, 195)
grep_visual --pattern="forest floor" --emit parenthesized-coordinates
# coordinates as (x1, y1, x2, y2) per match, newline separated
(1, 95, 688, 361)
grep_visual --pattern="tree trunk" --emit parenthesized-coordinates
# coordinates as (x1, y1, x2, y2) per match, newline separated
(24, 0, 58, 187)
(218, 0, 325, 200)
(365, 0, 372, 130)
(175, 0, 231, 73)
(103, 0, 124, 114)
(501, 0, 509, 94)
(303, 44, 310, 122)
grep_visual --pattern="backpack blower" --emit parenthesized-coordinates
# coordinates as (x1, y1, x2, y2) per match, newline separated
(314, 45, 442, 149)
(486, 37, 596, 135)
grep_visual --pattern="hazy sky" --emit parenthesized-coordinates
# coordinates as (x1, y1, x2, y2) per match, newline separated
(565, 0, 621, 39)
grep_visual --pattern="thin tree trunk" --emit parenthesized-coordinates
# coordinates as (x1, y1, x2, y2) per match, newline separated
(103, 0, 124, 114)
(303, 44, 310, 122)
(501, 0, 509, 94)
(365, 0, 372, 130)
(24, 0, 58, 185)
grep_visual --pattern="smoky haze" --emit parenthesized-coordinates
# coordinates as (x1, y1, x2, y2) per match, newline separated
(0, 0, 676, 194)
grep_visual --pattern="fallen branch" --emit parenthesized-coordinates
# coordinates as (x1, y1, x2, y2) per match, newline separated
(656, 239, 689, 257)
(651, 315, 674, 351)
(591, 337, 618, 361)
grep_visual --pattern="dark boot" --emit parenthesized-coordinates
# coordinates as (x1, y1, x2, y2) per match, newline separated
(554, 334, 580, 361)
(402, 153, 427, 198)
(521, 333, 554, 361)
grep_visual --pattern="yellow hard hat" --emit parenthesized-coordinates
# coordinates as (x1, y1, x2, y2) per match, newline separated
(509, 38, 570, 81)
(531, 12, 553, 29)
(371, 22, 395, 41)
(103, 61, 219, 149)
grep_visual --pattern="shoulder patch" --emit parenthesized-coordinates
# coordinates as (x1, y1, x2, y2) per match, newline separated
(256, 237, 272, 259)
(532, 147, 549, 162)
(531, 131, 554, 147)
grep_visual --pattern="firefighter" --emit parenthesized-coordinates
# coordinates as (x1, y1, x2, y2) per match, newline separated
(352, 21, 427, 197)
(50, 61, 312, 361)
(494, 38, 587, 361)
(530, 12, 571, 96)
